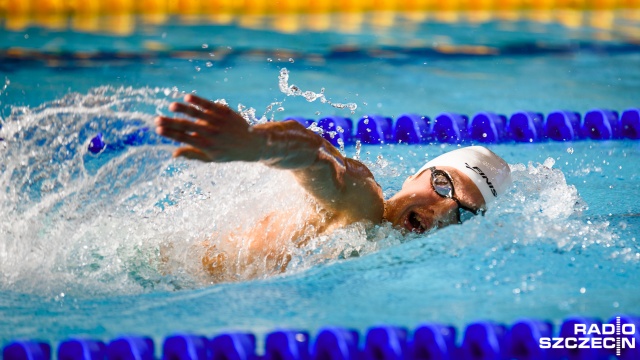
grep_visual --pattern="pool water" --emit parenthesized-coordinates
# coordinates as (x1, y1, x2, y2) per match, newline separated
(0, 12, 639, 345)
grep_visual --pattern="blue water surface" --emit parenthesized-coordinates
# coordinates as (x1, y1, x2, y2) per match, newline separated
(0, 12, 639, 345)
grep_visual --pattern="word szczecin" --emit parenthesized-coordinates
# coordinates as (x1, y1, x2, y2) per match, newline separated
(539, 323, 636, 349)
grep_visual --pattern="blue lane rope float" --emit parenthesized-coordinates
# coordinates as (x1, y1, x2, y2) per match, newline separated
(356, 115, 394, 145)
(87, 133, 106, 154)
(362, 326, 406, 360)
(87, 127, 178, 155)
(5, 315, 640, 360)
(507, 112, 544, 143)
(545, 111, 583, 142)
(107, 336, 155, 360)
(468, 112, 508, 144)
(312, 328, 359, 360)
(431, 113, 468, 144)
(265, 331, 310, 360)
(392, 114, 430, 145)
(162, 335, 208, 360)
(459, 321, 508, 360)
(317, 116, 353, 147)
(209, 333, 256, 360)
(86, 108, 640, 155)
(583, 110, 620, 140)
(58, 339, 106, 360)
(506, 319, 553, 360)
(621, 109, 640, 139)
(3, 341, 51, 360)
(284, 117, 315, 129)
(410, 323, 456, 360)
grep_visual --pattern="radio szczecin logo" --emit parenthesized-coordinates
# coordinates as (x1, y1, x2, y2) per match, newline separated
(539, 317, 636, 356)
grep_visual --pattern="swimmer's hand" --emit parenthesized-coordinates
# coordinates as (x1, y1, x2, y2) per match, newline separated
(156, 94, 384, 224)
(155, 94, 262, 162)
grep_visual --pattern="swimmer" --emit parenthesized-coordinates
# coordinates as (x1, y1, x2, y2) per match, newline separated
(155, 95, 512, 280)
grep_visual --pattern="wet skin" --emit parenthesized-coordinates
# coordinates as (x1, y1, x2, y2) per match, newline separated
(155, 95, 485, 277)
(383, 167, 486, 233)
(155, 94, 485, 235)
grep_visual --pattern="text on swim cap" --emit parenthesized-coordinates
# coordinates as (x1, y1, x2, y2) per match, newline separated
(464, 163, 498, 197)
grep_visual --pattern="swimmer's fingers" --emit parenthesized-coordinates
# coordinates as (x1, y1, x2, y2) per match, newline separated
(173, 147, 210, 161)
(175, 96, 247, 125)
(183, 94, 223, 112)
(155, 116, 218, 136)
(170, 101, 235, 122)
(169, 102, 212, 121)
(156, 127, 210, 149)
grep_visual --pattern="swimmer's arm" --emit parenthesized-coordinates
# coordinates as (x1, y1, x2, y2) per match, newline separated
(252, 121, 384, 223)
(155, 94, 384, 223)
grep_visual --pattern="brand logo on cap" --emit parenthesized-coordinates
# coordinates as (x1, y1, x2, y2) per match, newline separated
(465, 163, 497, 197)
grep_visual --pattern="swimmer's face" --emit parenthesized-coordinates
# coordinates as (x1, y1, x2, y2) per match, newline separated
(383, 166, 485, 233)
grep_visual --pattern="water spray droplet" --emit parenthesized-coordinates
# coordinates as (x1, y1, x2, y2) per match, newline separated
(354, 140, 362, 160)
(278, 68, 356, 112)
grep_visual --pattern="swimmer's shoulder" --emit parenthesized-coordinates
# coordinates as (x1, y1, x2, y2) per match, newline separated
(339, 157, 384, 224)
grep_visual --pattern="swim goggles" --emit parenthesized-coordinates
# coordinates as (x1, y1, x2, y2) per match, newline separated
(428, 166, 485, 223)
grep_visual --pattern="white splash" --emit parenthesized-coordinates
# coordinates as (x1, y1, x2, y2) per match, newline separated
(278, 68, 358, 112)
(449, 159, 618, 253)
(0, 87, 386, 297)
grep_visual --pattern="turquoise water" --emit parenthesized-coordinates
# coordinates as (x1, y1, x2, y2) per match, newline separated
(0, 14, 639, 345)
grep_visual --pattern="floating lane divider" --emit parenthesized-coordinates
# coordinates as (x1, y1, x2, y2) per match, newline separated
(87, 108, 639, 155)
(5, 315, 640, 360)
(287, 108, 639, 146)
(284, 108, 640, 147)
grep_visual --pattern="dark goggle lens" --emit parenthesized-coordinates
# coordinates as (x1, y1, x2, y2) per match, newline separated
(432, 173, 453, 197)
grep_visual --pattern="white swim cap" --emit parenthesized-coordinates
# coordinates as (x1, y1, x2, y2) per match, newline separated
(416, 146, 512, 206)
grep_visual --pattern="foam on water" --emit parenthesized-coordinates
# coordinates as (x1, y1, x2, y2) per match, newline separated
(369, 149, 621, 257)
(0, 86, 636, 303)
(0, 87, 392, 297)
